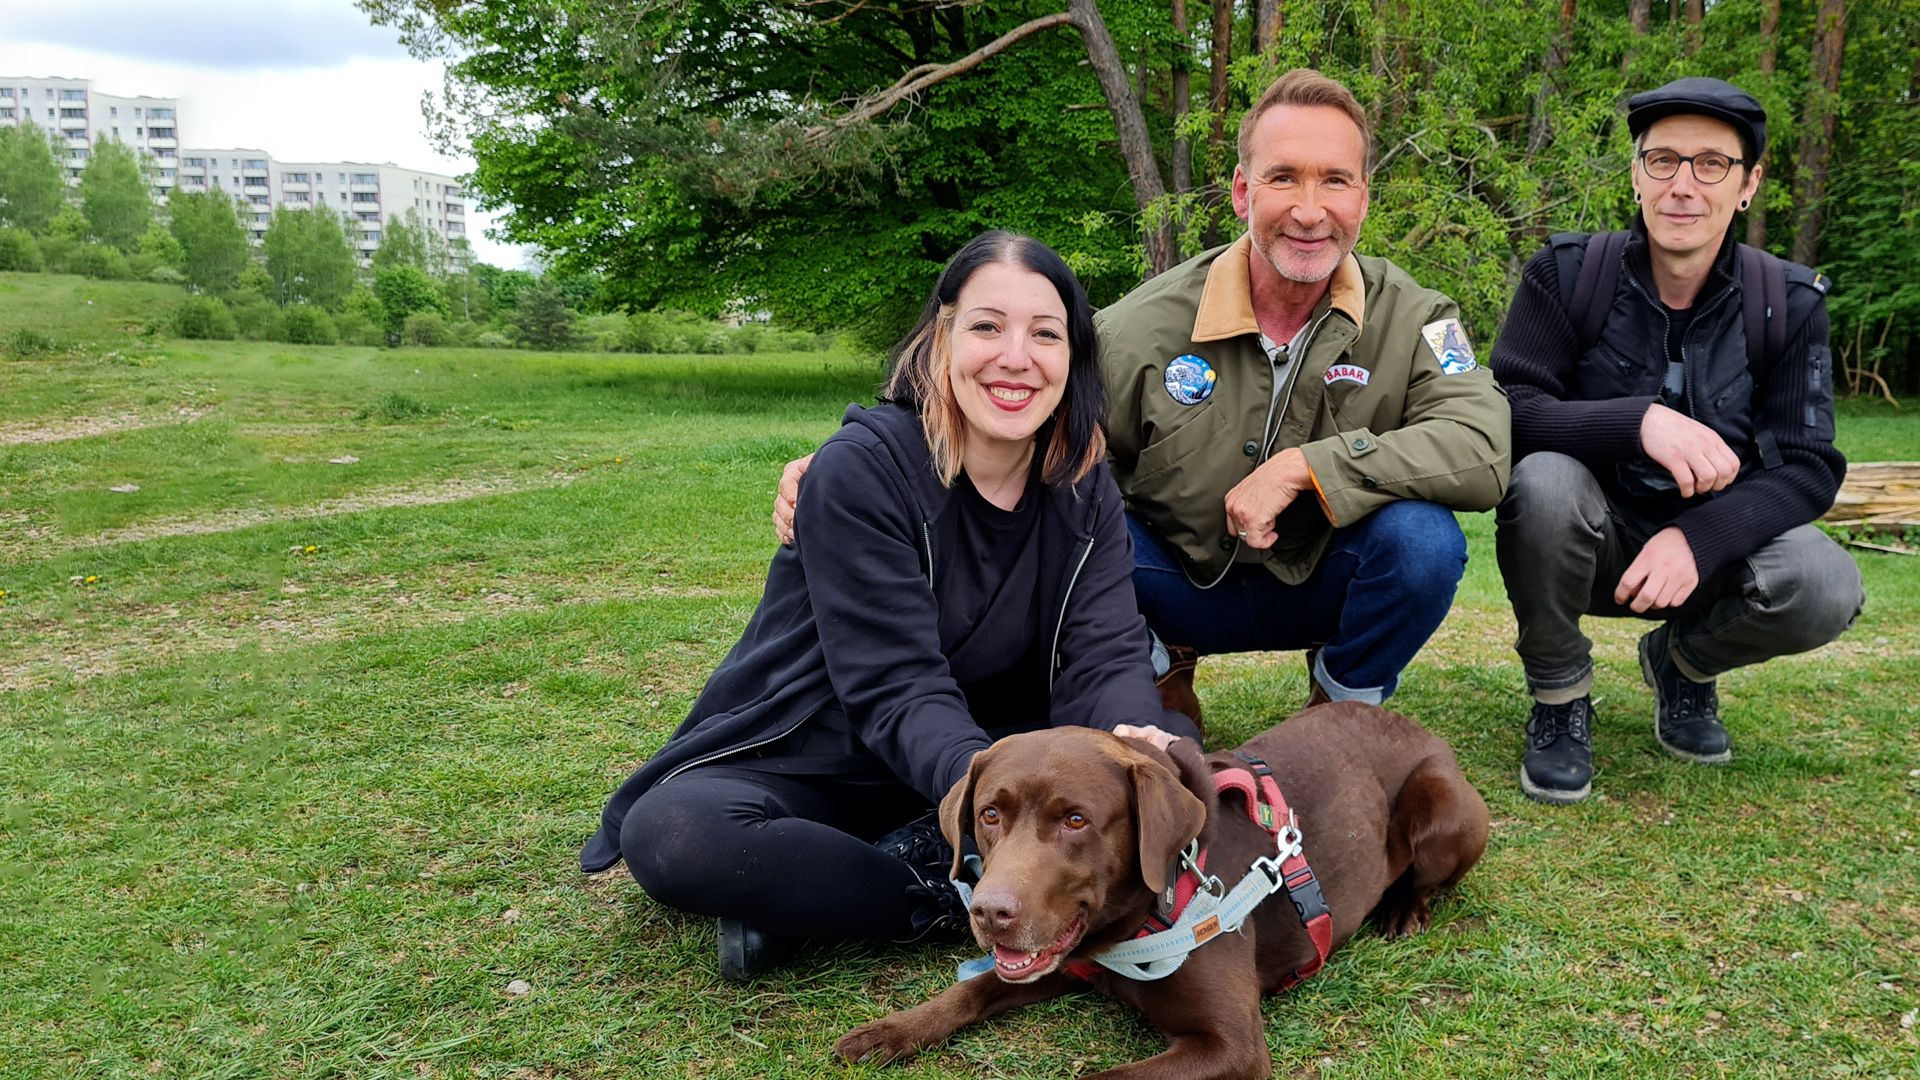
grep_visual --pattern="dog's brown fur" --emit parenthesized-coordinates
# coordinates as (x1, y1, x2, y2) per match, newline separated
(834, 702, 1489, 1079)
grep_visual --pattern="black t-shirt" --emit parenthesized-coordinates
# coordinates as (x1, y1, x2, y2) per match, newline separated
(941, 466, 1049, 737)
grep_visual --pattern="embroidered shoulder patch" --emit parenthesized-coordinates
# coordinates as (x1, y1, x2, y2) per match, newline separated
(1324, 364, 1371, 386)
(1164, 354, 1217, 405)
(1421, 318, 1478, 375)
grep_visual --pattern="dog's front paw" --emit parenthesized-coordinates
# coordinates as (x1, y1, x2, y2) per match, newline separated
(834, 1015, 928, 1066)
(1375, 896, 1431, 939)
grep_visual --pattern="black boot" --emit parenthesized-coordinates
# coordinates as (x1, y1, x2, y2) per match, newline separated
(717, 918, 802, 982)
(872, 812, 954, 875)
(895, 864, 971, 944)
(1640, 626, 1730, 764)
(1520, 696, 1595, 805)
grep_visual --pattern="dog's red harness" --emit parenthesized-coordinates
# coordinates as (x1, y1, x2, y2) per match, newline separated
(1062, 753, 1334, 987)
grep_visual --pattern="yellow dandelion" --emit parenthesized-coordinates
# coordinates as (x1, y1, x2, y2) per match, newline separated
(303, 545, 319, 555)
(84, 575, 99, 585)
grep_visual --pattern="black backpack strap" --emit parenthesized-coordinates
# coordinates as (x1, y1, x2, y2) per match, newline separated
(1563, 230, 1628, 352)
(1737, 243, 1790, 469)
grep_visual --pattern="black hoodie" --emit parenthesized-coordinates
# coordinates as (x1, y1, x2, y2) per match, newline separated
(580, 402, 1169, 872)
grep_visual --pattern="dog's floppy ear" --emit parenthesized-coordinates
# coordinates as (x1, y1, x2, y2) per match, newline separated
(939, 746, 990, 882)
(1129, 756, 1207, 895)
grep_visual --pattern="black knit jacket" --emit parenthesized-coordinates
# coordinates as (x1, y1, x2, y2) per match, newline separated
(1490, 219, 1845, 579)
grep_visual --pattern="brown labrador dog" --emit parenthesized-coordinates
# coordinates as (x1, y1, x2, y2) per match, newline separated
(834, 702, 1489, 1080)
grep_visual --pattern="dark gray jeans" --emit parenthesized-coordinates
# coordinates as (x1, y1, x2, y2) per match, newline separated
(1495, 452, 1865, 703)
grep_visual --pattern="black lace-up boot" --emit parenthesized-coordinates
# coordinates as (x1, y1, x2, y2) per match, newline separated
(717, 919, 802, 982)
(1520, 695, 1595, 804)
(872, 813, 953, 875)
(895, 864, 972, 944)
(1639, 625, 1731, 764)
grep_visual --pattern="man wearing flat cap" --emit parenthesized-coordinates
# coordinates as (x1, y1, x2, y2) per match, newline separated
(1489, 76, 1865, 804)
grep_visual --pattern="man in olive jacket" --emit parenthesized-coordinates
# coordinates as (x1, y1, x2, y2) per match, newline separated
(1108, 69, 1510, 712)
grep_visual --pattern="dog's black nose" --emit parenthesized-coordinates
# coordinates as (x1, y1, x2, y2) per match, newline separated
(970, 887, 1020, 933)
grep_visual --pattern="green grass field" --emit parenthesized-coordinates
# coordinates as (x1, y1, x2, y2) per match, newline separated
(4, 271, 1918, 1079)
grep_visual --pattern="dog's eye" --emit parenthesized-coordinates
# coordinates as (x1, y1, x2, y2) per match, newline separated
(979, 806, 1000, 827)
(1064, 812, 1089, 830)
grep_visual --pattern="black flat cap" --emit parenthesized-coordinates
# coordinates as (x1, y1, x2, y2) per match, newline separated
(1627, 77, 1767, 161)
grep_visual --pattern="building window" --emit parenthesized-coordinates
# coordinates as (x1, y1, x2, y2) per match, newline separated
(282, 172, 309, 183)
(0, 108, 12, 119)
(60, 108, 86, 118)
(108, 105, 116, 116)
(157, 148, 175, 159)
(351, 172, 377, 185)
(112, 126, 119, 137)
(0, 88, 12, 99)
(351, 192, 379, 203)
(133, 106, 142, 117)
(134, 126, 143, 136)
(60, 89, 86, 101)
(286, 191, 310, 203)
(151, 108, 173, 120)
(149, 127, 173, 139)
(184, 157, 204, 167)
(243, 158, 266, 170)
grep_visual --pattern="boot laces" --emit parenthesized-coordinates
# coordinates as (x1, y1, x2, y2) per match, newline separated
(1529, 698, 1591, 750)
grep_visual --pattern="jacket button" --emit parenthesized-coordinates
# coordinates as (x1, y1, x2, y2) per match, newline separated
(1219, 537, 1235, 551)
(1351, 436, 1370, 451)
(1242, 440, 1258, 457)
(1362, 476, 1378, 488)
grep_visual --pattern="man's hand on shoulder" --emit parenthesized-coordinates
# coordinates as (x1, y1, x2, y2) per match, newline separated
(1640, 403, 1740, 498)
(1614, 526, 1699, 613)
(1224, 447, 1314, 549)
(773, 453, 814, 546)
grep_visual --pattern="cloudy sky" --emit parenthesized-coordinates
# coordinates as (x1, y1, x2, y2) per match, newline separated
(0, 0, 533, 268)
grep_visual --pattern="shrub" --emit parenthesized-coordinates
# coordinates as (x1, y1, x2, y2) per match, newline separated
(4, 327, 62, 358)
(147, 266, 186, 285)
(67, 243, 132, 280)
(172, 297, 238, 340)
(578, 313, 630, 352)
(333, 311, 382, 347)
(474, 330, 512, 349)
(0, 229, 44, 272)
(227, 296, 283, 341)
(360, 392, 436, 421)
(282, 304, 339, 345)
(402, 311, 452, 347)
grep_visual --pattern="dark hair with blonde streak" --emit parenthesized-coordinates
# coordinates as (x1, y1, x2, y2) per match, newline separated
(1237, 68, 1375, 174)
(881, 230, 1107, 488)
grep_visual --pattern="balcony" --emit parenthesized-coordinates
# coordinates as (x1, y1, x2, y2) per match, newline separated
(66, 134, 90, 147)
(58, 119, 87, 131)
(354, 218, 380, 231)
(147, 136, 176, 149)
(242, 167, 268, 178)
(281, 181, 309, 193)
(243, 181, 270, 194)
(349, 182, 379, 194)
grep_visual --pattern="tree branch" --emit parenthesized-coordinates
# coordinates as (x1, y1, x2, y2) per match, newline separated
(803, 11, 1074, 142)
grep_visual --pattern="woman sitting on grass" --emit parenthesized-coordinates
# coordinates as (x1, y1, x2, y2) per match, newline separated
(578, 230, 1195, 980)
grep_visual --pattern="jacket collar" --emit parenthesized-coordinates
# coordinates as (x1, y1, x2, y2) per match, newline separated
(844, 403, 1103, 538)
(1191, 234, 1366, 344)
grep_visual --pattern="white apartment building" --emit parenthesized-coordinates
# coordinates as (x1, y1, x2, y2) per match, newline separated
(0, 76, 181, 197)
(175, 151, 469, 267)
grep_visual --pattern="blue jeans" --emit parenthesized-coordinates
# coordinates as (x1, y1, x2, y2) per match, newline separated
(1128, 501, 1467, 702)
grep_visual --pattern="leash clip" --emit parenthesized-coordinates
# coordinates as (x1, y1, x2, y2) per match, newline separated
(1275, 810, 1304, 861)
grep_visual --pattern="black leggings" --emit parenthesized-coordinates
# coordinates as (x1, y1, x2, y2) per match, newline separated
(622, 765, 941, 940)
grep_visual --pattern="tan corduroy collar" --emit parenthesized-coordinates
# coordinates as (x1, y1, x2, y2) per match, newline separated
(1191, 234, 1366, 344)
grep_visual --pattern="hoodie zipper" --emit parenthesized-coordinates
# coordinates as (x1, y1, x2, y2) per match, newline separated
(1048, 533, 1096, 690)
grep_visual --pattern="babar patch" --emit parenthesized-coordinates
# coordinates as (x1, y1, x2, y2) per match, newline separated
(1324, 364, 1371, 386)
(1421, 318, 1478, 375)
(1164, 354, 1217, 405)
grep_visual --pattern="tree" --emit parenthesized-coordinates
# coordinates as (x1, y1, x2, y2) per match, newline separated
(510, 279, 578, 350)
(371, 208, 429, 272)
(79, 139, 152, 251)
(1792, 0, 1847, 265)
(373, 264, 446, 337)
(263, 205, 357, 309)
(168, 190, 252, 292)
(0, 121, 67, 234)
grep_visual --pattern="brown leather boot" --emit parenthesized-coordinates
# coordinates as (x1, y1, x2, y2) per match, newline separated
(1156, 644, 1204, 733)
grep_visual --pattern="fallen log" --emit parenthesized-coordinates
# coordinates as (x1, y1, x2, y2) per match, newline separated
(1824, 461, 1920, 532)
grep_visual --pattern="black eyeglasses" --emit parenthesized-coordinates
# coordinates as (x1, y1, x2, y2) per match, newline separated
(1637, 148, 1745, 185)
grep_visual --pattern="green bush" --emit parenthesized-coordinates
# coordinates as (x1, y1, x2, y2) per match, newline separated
(172, 297, 238, 340)
(4, 327, 62, 358)
(578, 312, 630, 352)
(402, 311, 453, 346)
(333, 311, 382, 347)
(282, 304, 339, 345)
(474, 330, 512, 349)
(0, 229, 44, 272)
(228, 296, 284, 341)
(67, 243, 133, 280)
(359, 392, 436, 422)
(147, 266, 186, 285)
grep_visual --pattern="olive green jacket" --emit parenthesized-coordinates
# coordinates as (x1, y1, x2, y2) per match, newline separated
(1098, 236, 1511, 585)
